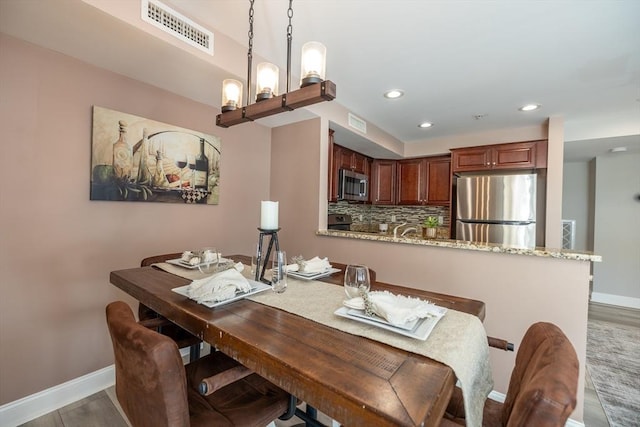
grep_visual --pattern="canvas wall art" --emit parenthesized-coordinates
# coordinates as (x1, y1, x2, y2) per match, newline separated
(91, 106, 221, 204)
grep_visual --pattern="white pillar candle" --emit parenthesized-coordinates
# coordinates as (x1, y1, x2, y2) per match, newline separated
(260, 201, 279, 230)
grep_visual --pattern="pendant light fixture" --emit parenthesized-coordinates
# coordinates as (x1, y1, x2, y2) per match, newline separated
(216, 0, 336, 128)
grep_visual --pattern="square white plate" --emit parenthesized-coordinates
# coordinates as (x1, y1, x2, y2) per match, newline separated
(172, 279, 271, 308)
(166, 257, 233, 270)
(288, 267, 341, 281)
(334, 306, 444, 341)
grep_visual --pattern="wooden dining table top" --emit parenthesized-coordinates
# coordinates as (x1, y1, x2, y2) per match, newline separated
(109, 254, 486, 427)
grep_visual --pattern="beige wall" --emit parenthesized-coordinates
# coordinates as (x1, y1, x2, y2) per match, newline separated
(271, 118, 590, 422)
(0, 35, 272, 404)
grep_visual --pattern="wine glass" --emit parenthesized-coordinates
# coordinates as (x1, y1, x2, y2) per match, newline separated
(344, 265, 370, 299)
(271, 251, 287, 293)
(187, 155, 196, 187)
(198, 247, 219, 274)
(175, 153, 188, 186)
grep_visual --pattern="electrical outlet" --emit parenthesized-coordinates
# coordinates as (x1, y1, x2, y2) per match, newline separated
(438, 216, 443, 225)
(391, 215, 397, 222)
(359, 214, 363, 221)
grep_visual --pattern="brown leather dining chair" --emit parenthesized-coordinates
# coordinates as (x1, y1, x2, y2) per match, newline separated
(440, 322, 579, 427)
(106, 301, 293, 427)
(138, 253, 203, 362)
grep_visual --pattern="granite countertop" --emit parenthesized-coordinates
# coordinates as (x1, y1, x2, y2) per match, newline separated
(316, 229, 602, 262)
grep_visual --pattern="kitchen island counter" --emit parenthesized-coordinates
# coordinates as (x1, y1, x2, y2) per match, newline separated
(317, 229, 601, 262)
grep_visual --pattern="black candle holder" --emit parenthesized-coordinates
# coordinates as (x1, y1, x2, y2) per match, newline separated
(255, 228, 280, 284)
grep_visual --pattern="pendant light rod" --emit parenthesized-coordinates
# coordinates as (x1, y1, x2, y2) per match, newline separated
(286, 0, 293, 93)
(246, 0, 255, 106)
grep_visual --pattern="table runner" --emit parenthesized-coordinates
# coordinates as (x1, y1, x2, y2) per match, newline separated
(154, 262, 493, 427)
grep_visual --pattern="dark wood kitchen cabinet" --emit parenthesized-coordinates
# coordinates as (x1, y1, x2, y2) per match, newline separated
(396, 158, 424, 205)
(336, 145, 369, 175)
(371, 160, 396, 205)
(396, 156, 451, 206)
(451, 140, 547, 173)
(425, 156, 451, 205)
(328, 130, 371, 202)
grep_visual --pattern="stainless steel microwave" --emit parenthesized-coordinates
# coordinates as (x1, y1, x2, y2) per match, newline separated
(338, 169, 368, 202)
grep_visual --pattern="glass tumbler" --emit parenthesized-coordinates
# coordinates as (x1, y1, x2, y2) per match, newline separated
(198, 247, 218, 274)
(271, 251, 288, 293)
(250, 243, 260, 276)
(344, 265, 371, 299)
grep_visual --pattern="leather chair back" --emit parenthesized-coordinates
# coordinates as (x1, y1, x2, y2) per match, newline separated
(106, 301, 190, 427)
(502, 322, 579, 426)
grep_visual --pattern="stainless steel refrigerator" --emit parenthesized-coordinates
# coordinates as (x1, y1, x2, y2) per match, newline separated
(456, 174, 537, 249)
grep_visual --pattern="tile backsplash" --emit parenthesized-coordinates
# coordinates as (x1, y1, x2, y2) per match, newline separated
(328, 202, 450, 234)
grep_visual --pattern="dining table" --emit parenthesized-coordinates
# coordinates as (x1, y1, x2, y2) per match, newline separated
(109, 254, 489, 427)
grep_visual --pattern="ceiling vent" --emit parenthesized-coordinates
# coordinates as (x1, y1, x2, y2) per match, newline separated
(348, 113, 367, 134)
(141, 0, 213, 55)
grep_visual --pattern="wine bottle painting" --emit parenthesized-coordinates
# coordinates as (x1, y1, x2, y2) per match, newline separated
(90, 106, 221, 204)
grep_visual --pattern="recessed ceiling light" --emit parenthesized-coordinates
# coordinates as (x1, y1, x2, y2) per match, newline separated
(418, 122, 433, 129)
(384, 89, 404, 99)
(610, 147, 628, 153)
(519, 104, 541, 112)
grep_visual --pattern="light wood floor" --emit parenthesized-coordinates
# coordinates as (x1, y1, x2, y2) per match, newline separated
(20, 302, 638, 427)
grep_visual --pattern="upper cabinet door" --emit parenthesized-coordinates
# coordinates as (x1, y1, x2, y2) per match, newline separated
(352, 152, 369, 175)
(396, 158, 426, 205)
(371, 160, 396, 205)
(451, 147, 493, 172)
(337, 147, 354, 170)
(425, 156, 451, 205)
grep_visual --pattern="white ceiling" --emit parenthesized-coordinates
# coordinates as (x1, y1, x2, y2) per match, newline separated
(1, 0, 639, 161)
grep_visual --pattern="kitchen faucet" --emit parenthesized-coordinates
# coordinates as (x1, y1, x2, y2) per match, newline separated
(393, 222, 407, 238)
(400, 227, 418, 237)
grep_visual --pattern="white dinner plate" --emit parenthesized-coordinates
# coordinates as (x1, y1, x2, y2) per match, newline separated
(172, 279, 271, 308)
(334, 306, 445, 341)
(287, 267, 341, 281)
(166, 257, 233, 270)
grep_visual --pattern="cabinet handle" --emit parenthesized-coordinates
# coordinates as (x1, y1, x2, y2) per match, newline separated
(492, 162, 496, 166)
(486, 162, 490, 166)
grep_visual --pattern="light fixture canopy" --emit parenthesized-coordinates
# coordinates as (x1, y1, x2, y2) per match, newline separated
(216, 1, 336, 128)
(221, 79, 243, 112)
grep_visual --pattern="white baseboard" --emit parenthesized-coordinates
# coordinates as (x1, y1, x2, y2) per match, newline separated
(0, 365, 115, 427)
(0, 347, 193, 427)
(591, 292, 640, 309)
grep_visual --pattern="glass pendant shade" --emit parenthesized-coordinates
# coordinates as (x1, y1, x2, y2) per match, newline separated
(300, 41, 326, 87)
(221, 79, 243, 112)
(256, 62, 279, 101)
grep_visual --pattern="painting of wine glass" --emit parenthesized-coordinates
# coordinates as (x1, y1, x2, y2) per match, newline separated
(90, 106, 221, 204)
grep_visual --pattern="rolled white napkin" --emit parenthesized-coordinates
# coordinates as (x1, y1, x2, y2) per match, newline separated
(344, 291, 447, 326)
(285, 263, 299, 272)
(186, 264, 251, 304)
(297, 256, 331, 273)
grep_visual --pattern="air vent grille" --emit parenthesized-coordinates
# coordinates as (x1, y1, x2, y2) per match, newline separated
(141, 0, 213, 55)
(348, 113, 367, 134)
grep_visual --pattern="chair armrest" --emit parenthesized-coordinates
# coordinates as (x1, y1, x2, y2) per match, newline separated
(198, 365, 254, 396)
